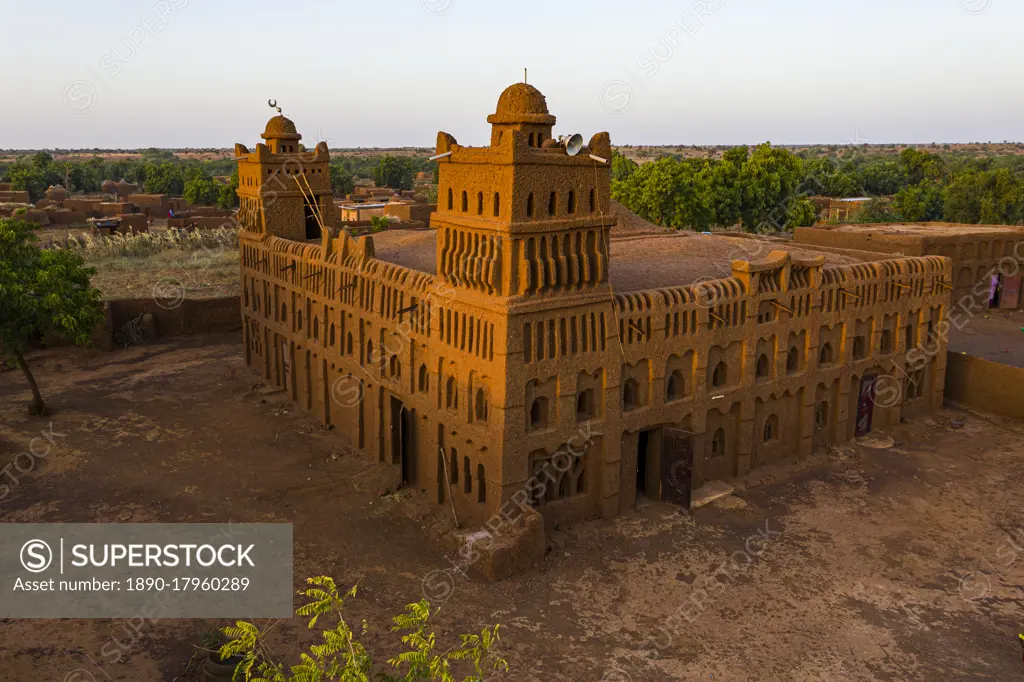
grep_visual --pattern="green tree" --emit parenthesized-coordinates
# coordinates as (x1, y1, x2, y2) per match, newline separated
(143, 161, 185, 195)
(852, 197, 898, 223)
(0, 219, 104, 415)
(32, 151, 54, 169)
(373, 155, 415, 191)
(899, 148, 947, 185)
(6, 164, 48, 202)
(219, 577, 508, 682)
(736, 143, 807, 232)
(217, 167, 240, 210)
(612, 157, 712, 230)
(183, 173, 220, 206)
(944, 167, 1024, 225)
(330, 163, 356, 197)
(893, 180, 945, 222)
(785, 196, 818, 228)
(859, 160, 908, 196)
(610, 151, 639, 183)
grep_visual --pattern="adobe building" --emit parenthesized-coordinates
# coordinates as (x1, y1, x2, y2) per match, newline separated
(796, 223, 1024, 310)
(384, 200, 436, 227)
(238, 84, 953, 533)
(0, 184, 31, 203)
(127, 193, 173, 217)
(809, 197, 872, 223)
(338, 203, 388, 222)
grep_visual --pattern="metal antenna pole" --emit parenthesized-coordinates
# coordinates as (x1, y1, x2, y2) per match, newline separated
(439, 446, 460, 529)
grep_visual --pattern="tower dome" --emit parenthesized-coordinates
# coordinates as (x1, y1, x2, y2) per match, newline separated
(487, 83, 556, 125)
(262, 115, 301, 141)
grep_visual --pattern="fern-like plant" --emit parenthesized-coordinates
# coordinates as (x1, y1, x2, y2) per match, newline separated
(218, 577, 508, 682)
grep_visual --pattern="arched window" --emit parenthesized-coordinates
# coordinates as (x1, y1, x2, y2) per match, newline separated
(819, 342, 834, 365)
(389, 355, 401, 378)
(366, 341, 374, 365)
(815, 401, 829, 429)
(418, 364, 429, 393)
(763, 415, 779, 442)
(623, 378, 640, 411)
(297, 310, 304, 330)
(493, 192, 500, 217)
(786, 347, 800, 374)
(526, 193, 534, 217)
(711, 428, 726, 457)
(880, 329, 893, 354)
(313, 317, 319, 340)
(447, 188, 453, 211)
(529, 132, 536, 146)
(589, 188, 596, 212)
(477, 191, 484, 215)
(548, 191, 557, 216)
(853, 336, 866, 359)
(450, 447, 458, 484)
(530, 398, 548, 429)
(477, 464, 486, 503)
(463, 456, 471, 494)
(756, 354, 770, 379)
(667, 370, 684, 401)
(475, 388, 487, 422)
(446, 376, 457, 409)
(712, 362, 727, 388)
(281, 302, 287, 322)
(346, 333, 353, 355)
(461, 191, 468, 213)
(568, 190, 576, 214)
(329, 323, 336, 347)
(577, 387, 593, 419)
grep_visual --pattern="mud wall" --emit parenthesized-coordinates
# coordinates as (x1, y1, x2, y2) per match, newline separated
(106, 297, 242, 337)
(944, 352, 1024, 420)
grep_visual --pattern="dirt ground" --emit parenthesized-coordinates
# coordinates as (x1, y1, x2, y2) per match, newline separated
(2, 336, 1023, 681)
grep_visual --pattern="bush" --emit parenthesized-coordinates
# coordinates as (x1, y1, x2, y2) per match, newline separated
(219, 577, 509, 682)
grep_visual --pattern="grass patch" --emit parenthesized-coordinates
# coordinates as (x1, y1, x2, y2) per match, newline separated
(57, 228, 241, 300)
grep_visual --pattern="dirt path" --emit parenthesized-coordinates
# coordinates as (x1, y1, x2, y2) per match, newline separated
(1, 337, 1022, 681)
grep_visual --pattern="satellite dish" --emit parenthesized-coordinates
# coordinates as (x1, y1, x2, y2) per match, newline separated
(564, 133, 584, 157)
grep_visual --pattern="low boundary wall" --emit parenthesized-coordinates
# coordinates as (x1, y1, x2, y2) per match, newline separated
(944, 351, 1024, 420)
(106, 296, 241, 338)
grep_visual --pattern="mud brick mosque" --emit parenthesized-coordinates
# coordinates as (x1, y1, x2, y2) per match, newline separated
(235, 82, 953, 529)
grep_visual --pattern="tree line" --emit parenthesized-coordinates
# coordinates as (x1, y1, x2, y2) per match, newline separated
(611, 145, 1024, 231)
(0, 150, 438, 208)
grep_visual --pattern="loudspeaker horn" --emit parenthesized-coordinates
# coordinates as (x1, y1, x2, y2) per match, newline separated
(563, 133, 584, 157)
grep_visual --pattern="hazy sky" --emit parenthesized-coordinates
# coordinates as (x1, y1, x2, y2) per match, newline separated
(2, 0, 1021, 149)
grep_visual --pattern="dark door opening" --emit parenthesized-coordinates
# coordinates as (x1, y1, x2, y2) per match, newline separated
(856, 375, 877, 437)
(304, 198, 322, 241)
(989, 274, 1002, 309)
(401, 408, 414, 485)
(636, 429, 650, 494)
(661, 427, 693, 508)
(390, 397, 414, 485)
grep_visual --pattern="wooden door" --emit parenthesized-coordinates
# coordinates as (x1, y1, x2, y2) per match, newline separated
(856, 375, 876, 437)
(661, 428, 693, 508)
(1000, 275, 1021, 309)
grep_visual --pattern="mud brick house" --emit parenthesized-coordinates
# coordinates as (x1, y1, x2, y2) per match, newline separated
(796, 223, 1024, 310)
(237, 84, 953, 529)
